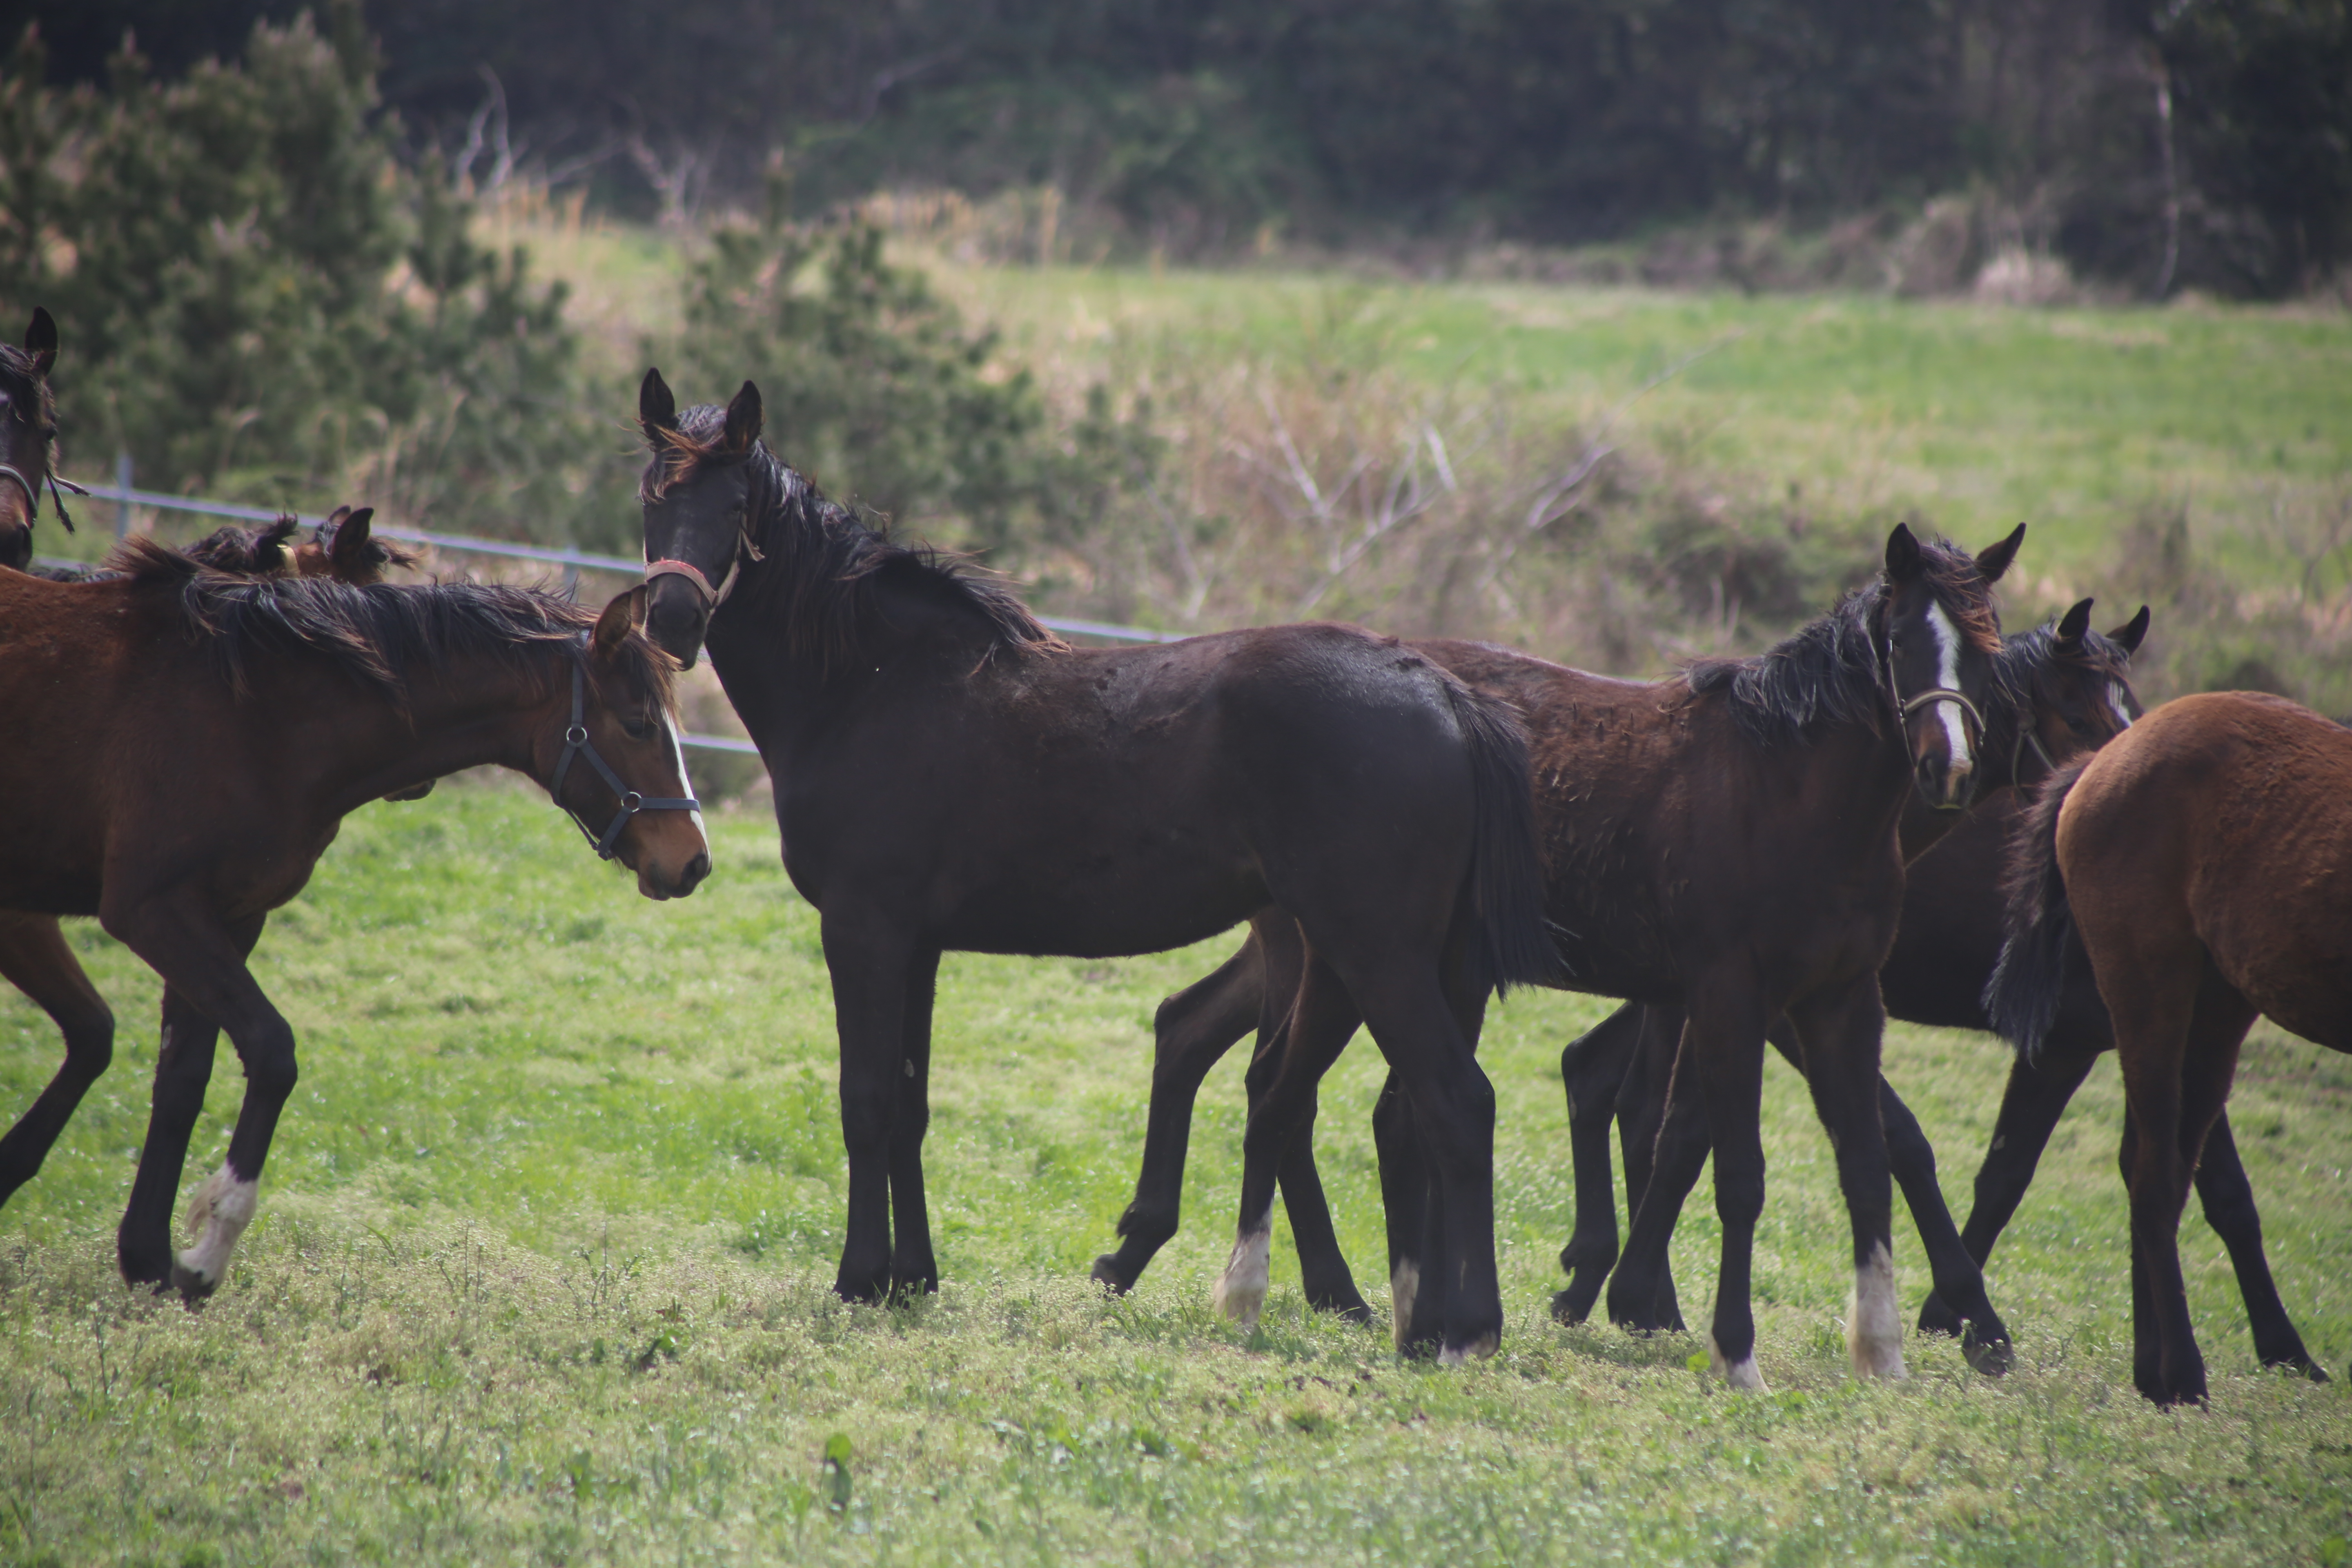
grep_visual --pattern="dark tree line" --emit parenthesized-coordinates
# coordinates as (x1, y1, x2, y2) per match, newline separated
(13, 0, 2352, 295)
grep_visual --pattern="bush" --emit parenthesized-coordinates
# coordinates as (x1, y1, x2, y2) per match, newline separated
(0, 7, 608, 540)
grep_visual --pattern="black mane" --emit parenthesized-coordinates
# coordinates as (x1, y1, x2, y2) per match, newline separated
(1682, 537, 2000, 746)
(105, 537, 676, 711)
(659, 402, 1064, 670)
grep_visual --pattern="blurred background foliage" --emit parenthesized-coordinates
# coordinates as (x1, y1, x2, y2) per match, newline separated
(0, 0, 2345, 720)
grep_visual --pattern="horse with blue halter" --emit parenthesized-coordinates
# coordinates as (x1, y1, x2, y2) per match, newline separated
(628, 372, 1553, 1362)
(0, 542, 709, 1298)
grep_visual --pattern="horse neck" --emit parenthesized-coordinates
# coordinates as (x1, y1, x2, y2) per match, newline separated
(312, 650, 562, 813)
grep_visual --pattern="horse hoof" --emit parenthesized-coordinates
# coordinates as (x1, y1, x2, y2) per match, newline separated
(1916, 1293, 1964, 1339)
(1210, 1228, 1271, 1330)
(1436, 1332, 1498, 1367)
(1961, 1329, 2014, 1377)
(1311, 1293, 1374, 1326)
(1707, 1332, 1768, 1392)
(1549, 1289, 1584, 1326)
(1089, 1256, 1133, 1295)
(169, 1261, 219, 1305)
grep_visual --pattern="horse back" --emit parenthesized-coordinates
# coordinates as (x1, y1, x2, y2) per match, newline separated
(2062, 692, 2352, 1050)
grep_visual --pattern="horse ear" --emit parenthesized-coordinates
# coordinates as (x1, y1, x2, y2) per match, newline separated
(1884, 523, 1923, 583)
(639, 368, 677, 437)
(592, 584, 647, 659)
(1975, 523, 2027, 584)
(2054, 597, 2093, 648)
(723, 380, 764, 452)
(24, 307, 56, 377)
(332, 506, 375, 570)
(2109, 604, 2151, 655)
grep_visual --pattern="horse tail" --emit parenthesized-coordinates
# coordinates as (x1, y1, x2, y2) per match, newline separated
(1984, 755, 2094, 1056)
(1443, 677, 1556, 996)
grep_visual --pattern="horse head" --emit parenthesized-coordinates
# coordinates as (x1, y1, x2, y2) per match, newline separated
(635, 368, 764, 670)
(0, 309, 61, 573)
(1879, 521, 2021, 812)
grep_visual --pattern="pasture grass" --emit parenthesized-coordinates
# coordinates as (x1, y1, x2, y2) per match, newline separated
(2, 782, 2348, 1564)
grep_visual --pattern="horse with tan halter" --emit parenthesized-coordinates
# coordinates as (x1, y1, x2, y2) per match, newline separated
(1989, 690, 2352, 1405)
(0, 541, 709, 1298)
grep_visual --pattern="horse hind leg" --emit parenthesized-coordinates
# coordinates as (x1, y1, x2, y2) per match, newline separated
(2193, 1113, 2325, 1381)
(1552, 1002, 1650, 1325)
(0, 915, 116, 1209)
(1213, 951, 1361, 1334)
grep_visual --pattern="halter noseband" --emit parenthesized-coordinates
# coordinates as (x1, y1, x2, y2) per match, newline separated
(549, 640, 701, 860)
(644, 515, 761, 610)
(1897, 684, 1987, 747)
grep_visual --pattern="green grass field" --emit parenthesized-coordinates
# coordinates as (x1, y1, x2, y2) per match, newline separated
(3, 782, 2347, 1564)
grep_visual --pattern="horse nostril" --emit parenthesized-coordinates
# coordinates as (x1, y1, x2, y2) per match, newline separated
(681, 851, 711, 892)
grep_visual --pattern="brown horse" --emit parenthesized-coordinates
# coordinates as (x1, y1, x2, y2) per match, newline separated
(0, 545, 710, 1297)
(0, 309, 74, 574)
(1989, 690, 2352, 1405)
(1551, 606, 2151, 1368)
(181, 506, 414, 584)
(629, 373, 1552, 1361)
(1104, 526, 2024, 1378)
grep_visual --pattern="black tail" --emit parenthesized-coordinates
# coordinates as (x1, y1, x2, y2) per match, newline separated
(1443, 677, 1557, 995)
(1984, 757, 2093, 1056)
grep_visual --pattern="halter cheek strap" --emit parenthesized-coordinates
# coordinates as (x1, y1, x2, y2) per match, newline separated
(550, 642, 702, 860)
(0, 465, 87, 531)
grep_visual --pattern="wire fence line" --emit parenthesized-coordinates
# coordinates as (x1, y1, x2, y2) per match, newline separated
(38, 482, 1190, 757)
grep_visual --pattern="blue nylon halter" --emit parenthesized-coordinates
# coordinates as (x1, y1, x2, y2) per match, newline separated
(549, 640, 701, 860)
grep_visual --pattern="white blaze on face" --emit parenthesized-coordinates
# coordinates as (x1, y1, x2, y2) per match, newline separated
(2109, 681, 2135, 731)
(1708, 1330, 1769, 1392)
(175, 1163, 259, 1290)
(1846, 1238, 1908, 1379)
(1926, 601, 1973, 776)
(1211, 1212, 1274, 1331)
(661, 710, 709, 842)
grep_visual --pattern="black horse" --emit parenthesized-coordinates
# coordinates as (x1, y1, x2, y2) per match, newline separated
(630, 373, 1552, 1361)
(1105, 527, 2025, 1381)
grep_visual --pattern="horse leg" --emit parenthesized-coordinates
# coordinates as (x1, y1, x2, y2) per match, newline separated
(1552, 1001, 1646, 1325)
(1878, 1071, 2014, 1373)
(2113, 956, 2254, 1405)
(100, 903, 281, 1301)
(2194, 1112, 2325, 1380)
(1093, 933, 1267, 1294)
(886, 945, 943, 1298)
(1784, 974, 1905, 1381)
(820, 909, 918, 1303)
(1919, 1039, 2101, 1338)
(1213, 949, 1363, 1334)
(1607, 1017, 1701, 1334)
(0, 915, 116, 1209)
(1368, 1072, 1434, 1349)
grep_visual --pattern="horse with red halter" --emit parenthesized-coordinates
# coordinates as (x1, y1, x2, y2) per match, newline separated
(629, 372, 1553, 1362)
(0, 543, 709, 1298)
(1989, 690, 2352, 1405)
(1550, 605, 2156, 1368)
(1100, 526, 2024, 1380)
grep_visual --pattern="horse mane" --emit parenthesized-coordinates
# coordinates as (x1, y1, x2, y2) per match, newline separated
(650, 403, 1066, 669)
(1681, 537, 1999, 746)
(101, 536, 677, 713)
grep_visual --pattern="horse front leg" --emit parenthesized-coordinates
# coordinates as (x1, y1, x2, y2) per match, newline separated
(821, 909, 918, 1303)
(1093, 933, 1267, 1294)
(886, 945, 942, 1298)
(100, 900, 280, 1301)
(1552, 1001, 1648, 1324)
(1607, 1023, 1708, 1336)
(2192, 1113, 2325, 1380)
(1878, 1072, 2013, 1372)
(0, 915, 116, 1209)
(1786, 973, 1905, 1381)
(1920, 1039, 2100, 1338)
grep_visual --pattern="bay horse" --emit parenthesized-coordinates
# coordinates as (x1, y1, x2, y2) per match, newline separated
(630, 372, 1553, 1361)
(1989, 690, 2352, 1405)
(0, 544, 710, 1298)
(1550, 606, 2154, 1369)
(0, 309, 78, 575)
(1102, 525, 2025, 1380)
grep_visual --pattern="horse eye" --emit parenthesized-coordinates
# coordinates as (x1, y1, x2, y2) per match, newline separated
(621, 714, 655, 742)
